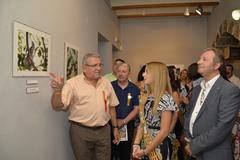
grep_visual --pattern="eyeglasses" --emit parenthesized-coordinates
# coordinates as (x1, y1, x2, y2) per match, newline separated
(84, 63, 104, 68)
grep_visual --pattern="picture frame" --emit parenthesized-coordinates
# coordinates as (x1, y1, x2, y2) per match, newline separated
(64, 42, 80, 80)
(13, 21, 51, 77)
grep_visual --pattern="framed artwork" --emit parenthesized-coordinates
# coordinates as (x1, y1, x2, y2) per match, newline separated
(64, 42, 80, 80)
(13, 21, 51, 76)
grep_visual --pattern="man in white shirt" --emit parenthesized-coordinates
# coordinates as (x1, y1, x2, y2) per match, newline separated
(183, 48, 240, 160)
(226, 64, 240, 89)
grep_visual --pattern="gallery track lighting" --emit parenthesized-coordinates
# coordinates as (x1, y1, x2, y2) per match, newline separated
(184, 7, 190, 16)
(195, 5, 203, 15)
(232, 10, 240, 20)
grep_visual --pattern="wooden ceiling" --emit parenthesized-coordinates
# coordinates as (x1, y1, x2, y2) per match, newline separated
(108, 0, 220, 19)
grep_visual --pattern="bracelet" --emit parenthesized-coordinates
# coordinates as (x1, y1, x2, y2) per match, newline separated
(133, 143, 139, 146)
(132, 144, 139, 148)
(143, 149, 147, 155)
(54, 90, 62, 95)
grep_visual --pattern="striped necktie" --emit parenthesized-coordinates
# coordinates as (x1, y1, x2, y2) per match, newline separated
(199, 85, 206, 106)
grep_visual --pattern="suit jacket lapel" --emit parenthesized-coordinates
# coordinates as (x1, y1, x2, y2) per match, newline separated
(189, 86, 201, 115)
(195, 77, 223, 121)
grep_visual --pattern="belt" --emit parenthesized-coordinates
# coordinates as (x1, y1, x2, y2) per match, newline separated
(148, 126, 160, 130)
(69, 120, 107, 129)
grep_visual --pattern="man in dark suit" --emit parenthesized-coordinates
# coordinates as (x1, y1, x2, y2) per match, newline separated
(183, 48, 240, 160)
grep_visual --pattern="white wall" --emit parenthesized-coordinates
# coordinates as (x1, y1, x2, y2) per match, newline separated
(0, 0, 119, 160)
(207, 0, 240, 77)
(207, 0, 240, 46)
(116, 17, 207, 81)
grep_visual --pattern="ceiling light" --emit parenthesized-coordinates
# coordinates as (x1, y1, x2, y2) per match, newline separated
(195, 5, 203, 15)
(232, 10, 240, 20)
(184, 7, 190, 16)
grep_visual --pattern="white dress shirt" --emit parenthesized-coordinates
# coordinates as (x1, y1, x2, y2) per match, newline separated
(229, 74, 240, 89)
(189, 74, 220, 136)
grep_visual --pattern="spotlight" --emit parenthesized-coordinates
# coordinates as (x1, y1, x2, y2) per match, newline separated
(232, 10, 240, 20)
(195, 5, 203, 15)
(184, 7, 190, 16)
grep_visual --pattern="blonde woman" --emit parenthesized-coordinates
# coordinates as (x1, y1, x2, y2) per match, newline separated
(132, 62, 178, 160)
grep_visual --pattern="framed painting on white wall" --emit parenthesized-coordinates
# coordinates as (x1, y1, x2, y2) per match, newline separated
(13, 21, 51, 76)
(64, 42, 80, 80)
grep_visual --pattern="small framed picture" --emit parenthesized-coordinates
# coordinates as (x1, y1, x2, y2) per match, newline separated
(13, 21, 51, 77)
(64, 42, 80, 80)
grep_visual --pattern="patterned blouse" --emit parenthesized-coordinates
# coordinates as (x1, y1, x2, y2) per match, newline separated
(144, 93, 178, 148)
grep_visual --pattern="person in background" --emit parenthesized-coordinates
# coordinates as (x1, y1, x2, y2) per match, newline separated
(226, 64, 240, 88)
(133, 64, 147, 158)
(135, 65, 146, 95)
(226, 65, 240, 160)
(105, 58, 125, 82)
(183, 48, 240, 160)
(167, 66, 184, 160)
(179, 69, 189, 96)
(132, 62, 178, 160)
(134, 65, 147, 130)
(179, 69, 191, 108)
(111, 63, 140, 160)
(187, 63, 203, 89)
(50, 53, 120, 160)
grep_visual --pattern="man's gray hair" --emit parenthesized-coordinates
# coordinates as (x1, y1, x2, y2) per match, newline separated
(202, 48, 224, 65)
(82, 53, 101, 65)
(202, 47, 227, 79)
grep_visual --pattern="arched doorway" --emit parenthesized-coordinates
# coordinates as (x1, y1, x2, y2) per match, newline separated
(212, 20, 240, 77)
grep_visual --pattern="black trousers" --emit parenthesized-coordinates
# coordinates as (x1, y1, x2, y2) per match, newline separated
(111, 121, 134, 160)
(160, 137, 171, 160)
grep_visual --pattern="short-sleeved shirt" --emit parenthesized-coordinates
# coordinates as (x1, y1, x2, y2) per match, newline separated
(111, 80, 140, 119)
(144, 93, 178, 152)
(104, 72, 117, 82)
(144, 93, 178, 131)
(61, 73, 119, 127)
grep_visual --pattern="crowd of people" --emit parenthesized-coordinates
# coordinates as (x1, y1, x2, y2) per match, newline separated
(50, 48, 240, 160)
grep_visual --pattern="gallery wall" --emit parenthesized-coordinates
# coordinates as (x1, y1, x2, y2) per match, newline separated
(0, 0, 119, 160)
(115, 0, 240, 81)
(207, 0, 240, 76)
(116, 17, 208, 81)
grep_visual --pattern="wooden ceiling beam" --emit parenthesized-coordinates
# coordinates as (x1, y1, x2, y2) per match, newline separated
(118, 12, 211, 19)
(112, 2, 219, 10)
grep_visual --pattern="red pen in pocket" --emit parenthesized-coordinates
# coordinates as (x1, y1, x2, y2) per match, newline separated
(102, 91, 107, 112)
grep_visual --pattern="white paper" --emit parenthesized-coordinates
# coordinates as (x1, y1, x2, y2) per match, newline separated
(119, 125, 128, 141)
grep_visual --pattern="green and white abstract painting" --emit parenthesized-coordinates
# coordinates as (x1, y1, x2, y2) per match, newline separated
(13, 21, 51, 76)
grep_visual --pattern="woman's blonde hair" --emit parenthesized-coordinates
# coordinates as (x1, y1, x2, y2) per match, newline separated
(141, 62, 172, 113)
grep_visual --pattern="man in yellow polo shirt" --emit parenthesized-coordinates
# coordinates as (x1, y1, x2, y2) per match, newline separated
(50, 53, 120, 160)
(104, 58, 125, 82)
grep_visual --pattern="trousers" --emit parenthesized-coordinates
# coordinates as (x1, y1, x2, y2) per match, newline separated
(69, 121, 111, 160)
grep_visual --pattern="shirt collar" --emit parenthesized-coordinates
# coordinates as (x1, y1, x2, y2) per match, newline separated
(201, 74, 220, 89)
(81, 73, 103, 86)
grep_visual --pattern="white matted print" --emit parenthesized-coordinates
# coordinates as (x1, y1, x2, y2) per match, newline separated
(13, 21, 51, 76)
(64, 42, 80, 80)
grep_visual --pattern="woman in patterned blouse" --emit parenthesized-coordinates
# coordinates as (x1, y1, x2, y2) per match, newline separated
(132, 62, 178, 160)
